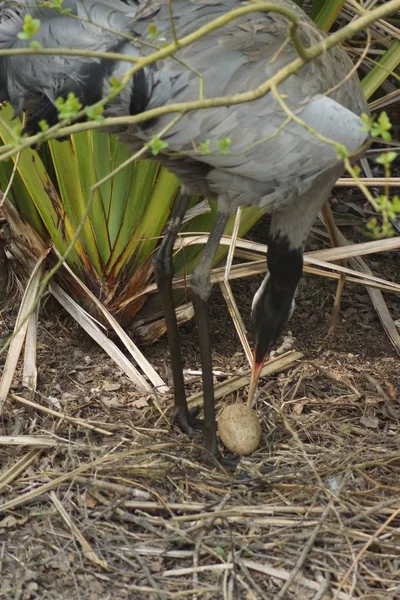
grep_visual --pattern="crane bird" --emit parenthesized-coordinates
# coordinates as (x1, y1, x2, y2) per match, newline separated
(0, 0, 369, 458)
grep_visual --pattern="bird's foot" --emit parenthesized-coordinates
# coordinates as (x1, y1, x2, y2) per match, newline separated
(203, 448, 240, 472)
(201, 433, 240, 472)
(173, 407, 240, 473)
(220, 453, 240, 471)
(172, 405, 203, 437)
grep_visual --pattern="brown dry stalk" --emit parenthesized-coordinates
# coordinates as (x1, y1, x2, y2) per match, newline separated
(335, 506, 400, 596)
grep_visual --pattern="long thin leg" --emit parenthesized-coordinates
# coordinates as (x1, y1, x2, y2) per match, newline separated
(190, 209, 230, 456)
(153, 193, 195, 433)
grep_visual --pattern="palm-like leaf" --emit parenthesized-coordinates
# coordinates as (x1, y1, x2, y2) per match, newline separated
(0, 103, 260, 343)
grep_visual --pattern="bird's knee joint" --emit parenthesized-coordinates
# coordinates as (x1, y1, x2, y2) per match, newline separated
(154, 251, 174, 280)
(190, 274, 211, 302)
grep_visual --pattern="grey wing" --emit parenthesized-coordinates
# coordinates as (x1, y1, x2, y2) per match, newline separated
(129, 1, 368, 203)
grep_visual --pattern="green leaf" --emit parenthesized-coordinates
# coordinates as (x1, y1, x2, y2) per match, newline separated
(43, 0, 66, 9)
(198, 139, 211, 155)
(85, 104, 105, 122)
(312, 0, 346, 31)
(216, 137, 232, 155)
(18, 15, 41, 40)
(55, 92, 82, 120)
(391, 196, 400, 212)
(106, 157, 160, 274)
(0, 103, 264, 341)
(147, 136, 168, 156)
(361, 41, 400, 100)
(335, 145, 348, 160)
(115, 167, 180, 278)
(38, 120, 49, 132)
(215, 546, 227, 559)
(109, 76, 123, 95)
(0, 105, 85, 272)
(376, 151, 397, 166)
(48, 135, 104, 274)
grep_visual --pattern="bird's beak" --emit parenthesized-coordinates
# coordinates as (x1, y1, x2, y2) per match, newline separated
(247, 352, 269, 407)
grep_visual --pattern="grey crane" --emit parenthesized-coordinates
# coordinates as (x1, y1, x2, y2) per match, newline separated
(0, 0, 369, 458)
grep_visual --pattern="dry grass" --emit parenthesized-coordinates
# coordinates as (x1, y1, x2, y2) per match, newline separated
(1, 347, 399, 599)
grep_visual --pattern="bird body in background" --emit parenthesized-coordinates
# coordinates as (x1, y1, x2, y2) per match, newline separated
(0, 0, 369, 458)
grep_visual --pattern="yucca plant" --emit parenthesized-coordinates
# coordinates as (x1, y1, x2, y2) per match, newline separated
(0, 102, 261, 345)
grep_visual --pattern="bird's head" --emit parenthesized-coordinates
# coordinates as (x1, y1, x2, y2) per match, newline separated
(247, 274, 296, 405)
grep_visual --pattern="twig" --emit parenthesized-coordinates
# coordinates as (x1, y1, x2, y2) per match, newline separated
(0, 449, 40, 493)
(50, 491, 109, 570)
(335, 506, 400, 597)
(238, 559, 270, 600)
(0, 435, 67, 447)
(274, 501, 334, 600)
(346, 496, 400, 526)
(320, 202, 347, 332)
(0, 541, 5, 578)
(242, 560, 350, 600)
(72, 475, 151, 499)
(113, 581, 220, 598)
(191, 536, 203, 600)
(187, 351, 303, 408)
(132, 549, 168, 600)
(163, 563, 234, 577)
(0, 442, 188, 513)
(8, 393, 113, 436)
(235, 574, 258, 600)
(311, 574, 330, 600)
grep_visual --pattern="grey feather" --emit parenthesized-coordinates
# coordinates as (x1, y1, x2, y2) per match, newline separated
(0, 0, 369, 212)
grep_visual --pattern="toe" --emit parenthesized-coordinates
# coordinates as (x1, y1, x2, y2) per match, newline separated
(172, 406, 203, 436)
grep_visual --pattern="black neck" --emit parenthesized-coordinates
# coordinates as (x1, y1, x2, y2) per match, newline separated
(252, 233, 303, 364)
(267, 233, 303, 290)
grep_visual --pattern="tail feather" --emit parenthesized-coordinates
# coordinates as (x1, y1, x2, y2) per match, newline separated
(23, 58, 108, 135)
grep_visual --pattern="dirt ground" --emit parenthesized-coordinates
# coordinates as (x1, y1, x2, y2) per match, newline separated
(1, 199, 400, 599)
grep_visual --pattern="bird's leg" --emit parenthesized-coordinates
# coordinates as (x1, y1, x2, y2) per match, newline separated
(153, 193, 199, 435)
(190, 210, 230, 457)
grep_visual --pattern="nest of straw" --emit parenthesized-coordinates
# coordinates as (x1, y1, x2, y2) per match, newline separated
(1, 337, 399, 599)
